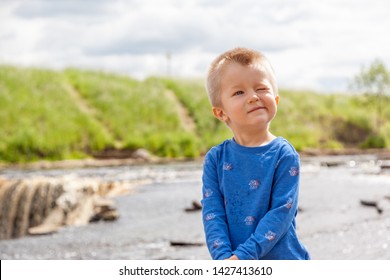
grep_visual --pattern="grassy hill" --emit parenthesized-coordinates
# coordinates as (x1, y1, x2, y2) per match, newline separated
(1, 65, 389, 163)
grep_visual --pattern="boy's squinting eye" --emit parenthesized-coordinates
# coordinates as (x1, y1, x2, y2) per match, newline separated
(257, 87, 270, 92)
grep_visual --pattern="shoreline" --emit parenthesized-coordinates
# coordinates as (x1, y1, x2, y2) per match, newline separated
(1, 148, 390, 171)
(0, 156, 203, 171)
(299, 147, 390, 158)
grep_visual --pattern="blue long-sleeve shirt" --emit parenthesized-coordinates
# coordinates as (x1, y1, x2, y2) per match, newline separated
(201, 137, 310, 260)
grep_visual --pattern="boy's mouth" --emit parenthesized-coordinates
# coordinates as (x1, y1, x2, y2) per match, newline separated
(248, 106, 266, 113)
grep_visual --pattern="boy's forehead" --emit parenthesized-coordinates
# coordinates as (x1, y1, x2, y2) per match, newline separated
(222, 62, 271, 80)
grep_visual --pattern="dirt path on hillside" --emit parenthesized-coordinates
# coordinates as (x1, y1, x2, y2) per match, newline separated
(63, 82, 120, 148)
(164, 90, 196, 133)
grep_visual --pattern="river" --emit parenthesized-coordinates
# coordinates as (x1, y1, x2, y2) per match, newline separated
(0, 155, 389, 259)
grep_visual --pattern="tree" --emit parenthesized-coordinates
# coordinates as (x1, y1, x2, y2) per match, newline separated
(352, 59, 390, 132)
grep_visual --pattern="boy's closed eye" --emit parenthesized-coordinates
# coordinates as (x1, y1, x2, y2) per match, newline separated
(256, 87, 270, 92)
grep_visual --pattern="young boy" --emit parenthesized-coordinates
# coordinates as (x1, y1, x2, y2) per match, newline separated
(201, 47, 310, 260)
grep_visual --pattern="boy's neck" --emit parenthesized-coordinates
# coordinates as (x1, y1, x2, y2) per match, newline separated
(233, 130, 276, 147)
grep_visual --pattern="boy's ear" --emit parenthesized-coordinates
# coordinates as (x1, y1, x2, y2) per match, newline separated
(275, 95, 280, 106)
(212, 107, 228, 122)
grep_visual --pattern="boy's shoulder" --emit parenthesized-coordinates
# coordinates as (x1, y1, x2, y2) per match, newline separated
(277, 137, 299, 156)
(205, 139, 231, 158)
(208, 137, 240, 150)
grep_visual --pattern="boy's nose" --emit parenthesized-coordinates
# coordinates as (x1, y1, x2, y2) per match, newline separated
(248, 92, 260, 103)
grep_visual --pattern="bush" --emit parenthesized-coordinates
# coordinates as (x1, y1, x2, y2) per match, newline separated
(360, 134, 386, 149)
(332, 117, 371, 145)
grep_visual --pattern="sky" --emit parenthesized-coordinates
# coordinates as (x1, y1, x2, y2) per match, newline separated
(1, 0, 390, 93)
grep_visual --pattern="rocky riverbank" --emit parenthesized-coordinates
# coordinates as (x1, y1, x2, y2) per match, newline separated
(0, 155, 390, 259)
(1, 147, 389, 171)
(0, 176, 134, 240)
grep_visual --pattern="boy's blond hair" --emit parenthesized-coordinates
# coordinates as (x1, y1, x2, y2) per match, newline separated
(206, 47, 278, 107)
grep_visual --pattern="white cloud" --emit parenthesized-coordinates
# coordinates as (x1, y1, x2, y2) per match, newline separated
(1, 0, 390, 92)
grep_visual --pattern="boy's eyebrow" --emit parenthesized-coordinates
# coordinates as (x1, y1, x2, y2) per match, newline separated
(256, 79, 273, 86)
(229, 80, 270, 89)
(255, 83, 271, 88)
(225, 84, 246, 92)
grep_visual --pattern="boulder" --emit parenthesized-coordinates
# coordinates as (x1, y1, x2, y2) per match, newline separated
(0, 176, 130, 240)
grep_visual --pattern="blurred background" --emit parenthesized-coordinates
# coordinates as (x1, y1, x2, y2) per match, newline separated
(0, 0, 390, 260)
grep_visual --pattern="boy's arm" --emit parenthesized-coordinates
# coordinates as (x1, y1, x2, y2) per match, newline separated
(201, 151, 233, 260)
(233, 152, 301, 260)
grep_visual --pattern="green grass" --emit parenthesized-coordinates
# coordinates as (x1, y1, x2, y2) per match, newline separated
(0, 66, 113, 162)
(272, 90, 390, 150)
(64, 70, 198, 158)
(162, 78, 232, 154)
(0, 65, 389, 163)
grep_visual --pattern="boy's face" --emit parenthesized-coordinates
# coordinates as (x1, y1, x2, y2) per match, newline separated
(212, 62, 279, 134)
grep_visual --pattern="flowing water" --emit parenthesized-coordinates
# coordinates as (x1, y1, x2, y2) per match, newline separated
(0, 155, 389, 259)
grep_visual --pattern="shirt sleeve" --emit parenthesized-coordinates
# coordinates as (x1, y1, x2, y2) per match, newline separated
(233, 151, 301, 260)
(201, 150, 233, 260)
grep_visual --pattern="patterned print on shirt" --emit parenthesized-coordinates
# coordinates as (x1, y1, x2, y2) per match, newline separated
(265, 231, 276, 241)
(289, 166, 299, 176)
(223, 162, 233, 171)
(204, 188, 213, 198)
(285, 197, 293, 209)
(248, 179, 260, 189)
(205, 213, 216, 221)
(244, 216, 256, 225)
(212, 239, 224, 248)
